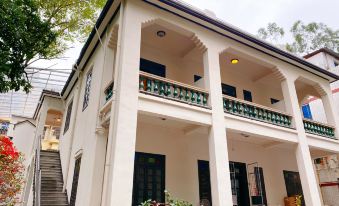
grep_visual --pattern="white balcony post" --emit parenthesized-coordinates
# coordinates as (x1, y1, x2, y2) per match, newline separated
(105, 2, 141, 206)
(203, 47, 233, 206)
(321, 88, 339, 138)
(281, 79, 323, 206)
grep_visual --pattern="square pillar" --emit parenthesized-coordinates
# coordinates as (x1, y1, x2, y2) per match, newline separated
(105, 3, 141, 206)
(281, 79, 323, 206)
(321, 89, 339, 138)
(203, 47, 233, 206)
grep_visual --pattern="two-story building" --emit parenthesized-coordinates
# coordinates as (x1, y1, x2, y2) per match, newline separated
(24, 1, 339, 206)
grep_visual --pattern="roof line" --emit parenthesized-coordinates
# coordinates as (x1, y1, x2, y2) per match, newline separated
(304, 48, 339, 60)
(61, 0, 116, 96)
(155, 0, 339, 80)
(61, 0, 339, 97)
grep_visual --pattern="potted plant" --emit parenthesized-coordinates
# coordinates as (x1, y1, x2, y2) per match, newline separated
(139, 190, 192, 206)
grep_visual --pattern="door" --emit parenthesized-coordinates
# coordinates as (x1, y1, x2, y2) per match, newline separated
(132, 152, 165, 206)
(247, 163, 267, 206)
(230, 162, 250, 206)
(70, 156, 82, 206)
(197, 161, 250, 206)
(283, 171, 305, 206)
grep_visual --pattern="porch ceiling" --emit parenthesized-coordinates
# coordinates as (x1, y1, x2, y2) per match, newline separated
(219, 50, 281, 88)
(227, 130, 297, 150)
(141, 23, 196, 57)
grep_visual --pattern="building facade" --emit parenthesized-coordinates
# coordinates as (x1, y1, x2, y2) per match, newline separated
(20, 1, 339, 206)
(303, 49, 339, 206)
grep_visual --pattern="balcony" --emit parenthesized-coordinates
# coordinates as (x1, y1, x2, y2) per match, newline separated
(139, 72, 209, 108)
(223, 95, 292, 128)
(303, 119, 336, 139)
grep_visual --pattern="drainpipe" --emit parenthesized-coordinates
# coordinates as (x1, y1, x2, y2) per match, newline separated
(62, 67, 83, 192)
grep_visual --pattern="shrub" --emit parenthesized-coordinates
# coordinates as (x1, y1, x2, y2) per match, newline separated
(0, 136, 25, 205)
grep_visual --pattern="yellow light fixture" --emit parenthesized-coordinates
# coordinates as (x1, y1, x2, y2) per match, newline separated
(231, 59, 239, 64)
(56, 118, 61, 122)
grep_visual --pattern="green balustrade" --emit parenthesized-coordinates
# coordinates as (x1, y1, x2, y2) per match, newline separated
(223, 96, 292, 128)
(104, 82, 114, 102)
(139, 73, 209, 108)
(303, 119, 336, 139)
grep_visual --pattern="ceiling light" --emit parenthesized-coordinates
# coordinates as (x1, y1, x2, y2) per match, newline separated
(56, 118, 61, 122)
(231, 59, 239, 64)
(156, 30, 166, 37)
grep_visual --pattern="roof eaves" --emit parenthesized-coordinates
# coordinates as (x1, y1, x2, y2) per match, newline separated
(61, 0, 117, 96)
(153, 0, 339, 81)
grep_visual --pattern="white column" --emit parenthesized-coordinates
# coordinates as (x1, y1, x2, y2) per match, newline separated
(281, 79, 322, 206)
(203, 47, 233, 206)
(321, 89, 339, 137)
(106, 3, 141, 206)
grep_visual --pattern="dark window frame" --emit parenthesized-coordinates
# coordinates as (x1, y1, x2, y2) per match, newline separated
(243, 90, 253, 102)
(221, 83, 237, 97)
(82, 69, 93, 111)
(139, 58, 166, 78)
(70, 155, 82, 206)
(271, 98, 280, 104)
(63, 99, 73, 134)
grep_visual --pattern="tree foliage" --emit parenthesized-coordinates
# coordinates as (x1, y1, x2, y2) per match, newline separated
(257, 22, 285, 43)
(257, 21, 339, 55)
(286, 21, 339, 54)
(0, 0, 106, 93)
(36, 0, 106, 42)
(0, 136, 25, 205)
(0, 0, 59, 93)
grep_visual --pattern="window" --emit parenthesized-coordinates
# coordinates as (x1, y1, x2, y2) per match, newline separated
(64, 99, 73, 134)
(302, 104, 313, 120)
(83, 69, 93, 110)
(221, 84, 237, 97)
(140, 58, 166, 77)
(194, 75, 202, 82)
(70, 156, 82, 206)
(271, 98, 280, 104)
(243, 90, 252, 102)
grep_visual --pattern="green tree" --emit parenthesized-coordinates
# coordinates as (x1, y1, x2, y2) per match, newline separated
(286, 21, 339, 54)
(257, 22, 285, 43)
(257, 21, 339, 55)
(0, 0, 59, 93)
(37, 0, 106, 42)
(0, 0, 106, 93)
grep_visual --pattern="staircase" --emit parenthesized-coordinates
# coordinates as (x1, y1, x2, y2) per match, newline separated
(40, 150, 69, 206)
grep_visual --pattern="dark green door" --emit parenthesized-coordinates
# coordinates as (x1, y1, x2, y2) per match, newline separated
(132, 152, 165, 206)
(283, 171, 305, 206)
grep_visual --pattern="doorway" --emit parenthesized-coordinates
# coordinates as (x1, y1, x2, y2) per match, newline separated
(132, 152, 166, 206)
(283, 171, 305, 206)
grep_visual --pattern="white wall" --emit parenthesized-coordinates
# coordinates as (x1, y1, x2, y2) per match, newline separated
(136, 121, 298, 206)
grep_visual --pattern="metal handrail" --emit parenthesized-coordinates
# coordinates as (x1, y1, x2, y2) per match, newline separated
(34, 136, 41, 206)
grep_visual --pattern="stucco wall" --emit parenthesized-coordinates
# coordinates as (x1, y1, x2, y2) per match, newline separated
(136, 121, 298, 206)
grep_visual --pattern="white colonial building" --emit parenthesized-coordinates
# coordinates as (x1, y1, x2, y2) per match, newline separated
(15, 1, 339, 206)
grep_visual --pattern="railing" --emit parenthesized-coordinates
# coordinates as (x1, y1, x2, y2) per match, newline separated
(104, 81, 114, 102)
(303, 119, 336, 139)
(139, 72, 209, 108)
(33, 136, 41, 206)
(223, 95, 292, 128)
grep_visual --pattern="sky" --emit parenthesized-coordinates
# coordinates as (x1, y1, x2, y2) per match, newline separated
(32, 0, 339, 71)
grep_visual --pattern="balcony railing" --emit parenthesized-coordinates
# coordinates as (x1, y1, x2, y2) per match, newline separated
(303, 119, 336, 139)
(139, 71, 209, 108)
(223, 95, 292, 128)
(104, 81, 114, 102)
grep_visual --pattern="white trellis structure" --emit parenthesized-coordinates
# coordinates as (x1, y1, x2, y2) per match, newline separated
(0, 67, 70, 118)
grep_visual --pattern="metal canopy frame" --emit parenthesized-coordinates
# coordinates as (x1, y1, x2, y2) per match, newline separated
(0, 67, 70, 118)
